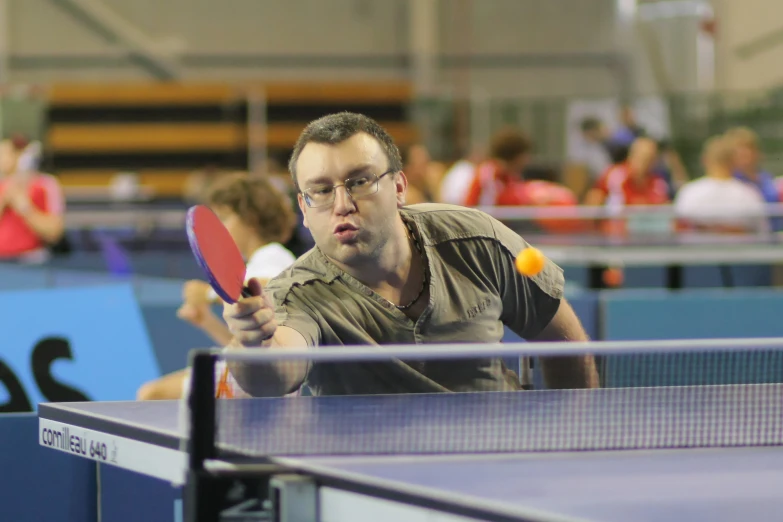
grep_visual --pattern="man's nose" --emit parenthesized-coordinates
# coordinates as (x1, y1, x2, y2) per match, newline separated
(333, 185, 356, 215)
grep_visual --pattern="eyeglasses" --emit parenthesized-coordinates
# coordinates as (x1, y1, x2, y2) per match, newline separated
(301, 169, 396, 208)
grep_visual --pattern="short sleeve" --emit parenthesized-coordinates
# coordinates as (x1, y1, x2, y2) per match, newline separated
(36, 174, 66, 215)
(489, 216, 564, 339)
(246, 245, 296, 281)
(265, 282, 321, 346)
(592, 171, 610, 196)
(463, 173, 482, 206)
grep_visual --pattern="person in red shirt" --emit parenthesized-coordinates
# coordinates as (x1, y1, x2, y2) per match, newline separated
(464, 130, 583, 233)
(463, 128, 532, 207)
(0, 136, 65, 262)
(585, 137, 670, 238)
(585, 137, 670, 207)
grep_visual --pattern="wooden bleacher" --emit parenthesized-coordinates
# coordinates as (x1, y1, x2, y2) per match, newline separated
(46, 82, 418, 197)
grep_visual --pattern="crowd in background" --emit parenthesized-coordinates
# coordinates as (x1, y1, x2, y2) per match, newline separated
(2, 104, 783, 269)
(1, 107, 782, 269)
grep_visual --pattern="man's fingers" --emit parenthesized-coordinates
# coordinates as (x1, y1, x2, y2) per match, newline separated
(247, 277, 264, 297)
(229, 308, 275, 332)
(223, 297, 266, 319)
(232, 320, 276, 346)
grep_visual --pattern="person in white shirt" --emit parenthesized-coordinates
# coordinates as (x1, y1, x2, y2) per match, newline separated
(137, 172, 297, 400)
(675, 135, 769, 234)
(438, 146, 486, 205)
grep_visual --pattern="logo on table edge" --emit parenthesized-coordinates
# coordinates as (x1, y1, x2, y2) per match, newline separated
(40, 425, 71, 451)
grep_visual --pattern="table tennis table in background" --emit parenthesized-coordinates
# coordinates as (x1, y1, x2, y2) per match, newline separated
(39, 382, 783, 522)
(61, 204, 783, 286)
(523, 232, 783, 289)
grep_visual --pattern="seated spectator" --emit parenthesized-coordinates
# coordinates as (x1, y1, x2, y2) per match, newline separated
(578, 117, 614, 178)
(519, 165, 584, 234)
(585, 137, 670, 236)
(611, 104, 646, 148)
(439, 145, 485, 205)
(183, 164, 221, 204)
(136, 173, 297, 401)
(0, 136, 65, 263)
(402, 144, 435, 204)
(463, 128, 532, 207)
(585, 137, 669, 207)
(726, 127, 777, 202)
(652, 139, 689, 199)
(726, 127, 781, 230)
(675, 136, 768, 234)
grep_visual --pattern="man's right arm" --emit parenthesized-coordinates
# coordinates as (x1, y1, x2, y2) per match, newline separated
(225, 326, 309, 397)
(223, 278, 312, 397)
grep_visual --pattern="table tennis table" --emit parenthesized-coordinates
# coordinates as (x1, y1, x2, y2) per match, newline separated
(39, 384, 783, 522)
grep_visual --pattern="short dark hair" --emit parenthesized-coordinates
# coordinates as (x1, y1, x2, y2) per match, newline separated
(288, 112, 403, 189)
(580, 117, 602, 133)
(206, 172, 296, 245)
(489, 127, 532, 163)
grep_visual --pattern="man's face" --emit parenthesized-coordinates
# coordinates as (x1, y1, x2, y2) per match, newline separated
(0, 140, 18, 176)
(582, 127, 603, 143)
(733, 144, 759, 173)
(628, 139, 658, 179)
(295, 133, 406, 266)
(405, 145, 430, 184)
(507, 153, 529, 177)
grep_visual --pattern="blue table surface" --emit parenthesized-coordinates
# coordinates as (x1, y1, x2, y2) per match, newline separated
(295, 446, 783, 522)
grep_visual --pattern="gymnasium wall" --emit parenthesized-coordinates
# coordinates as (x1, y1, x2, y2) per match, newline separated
(712, 0, 783, 92)
(8, 0, 624, 98)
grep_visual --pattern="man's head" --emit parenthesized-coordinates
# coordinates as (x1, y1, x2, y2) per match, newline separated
(0, 136, 29, 176)
(580, 117, 606, 143)
(489, 127, 532, 176)
(701, 135, 734, 176)
(402, 144, 431, 186)
(627, 137, 658, 180)
(205, 172, 296, 257)
(725, 127, 761, 174)
(288, 112, 406, 266)
(620, 105, 636, 127)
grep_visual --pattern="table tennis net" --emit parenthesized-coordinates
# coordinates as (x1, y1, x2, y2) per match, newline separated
(187, 339, 783, 459)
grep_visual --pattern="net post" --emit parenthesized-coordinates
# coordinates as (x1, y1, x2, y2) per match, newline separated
(184, 351, 218, 522)
(189, 351, 216, 468)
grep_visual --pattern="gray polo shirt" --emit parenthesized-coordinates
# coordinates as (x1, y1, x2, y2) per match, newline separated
(264, 203, 564, 395)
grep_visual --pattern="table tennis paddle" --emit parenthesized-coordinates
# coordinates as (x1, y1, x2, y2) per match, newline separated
(186, 205, 251, 304)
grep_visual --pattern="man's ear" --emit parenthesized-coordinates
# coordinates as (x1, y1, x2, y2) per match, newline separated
(394, 170, 409, 208)
(297, 194, 310, 229)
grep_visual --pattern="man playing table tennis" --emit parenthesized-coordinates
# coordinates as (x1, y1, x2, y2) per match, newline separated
(222, 112, 598, 396)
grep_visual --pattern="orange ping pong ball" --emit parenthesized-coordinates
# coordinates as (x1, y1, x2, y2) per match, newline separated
(515, 247, 545, 277)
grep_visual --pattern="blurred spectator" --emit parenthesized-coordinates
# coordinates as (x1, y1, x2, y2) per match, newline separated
(611, 105, 646, 147)
(519, 165, 584, 234)
(585, 137, 669, 207)
(463, 128, 532, 206)
(725, 127, 779, 203)
(402, 144, 435, 204)
(439, 145, 485, 205)
(652, 139, 689, 199)
(183, 164, 221, 204)
(579, 117, 614, 178)
(675, 136, 767, 234)
(137, 172, 297, 401)
(521, 165, 579, 206)
(0, 136, 65, 263)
